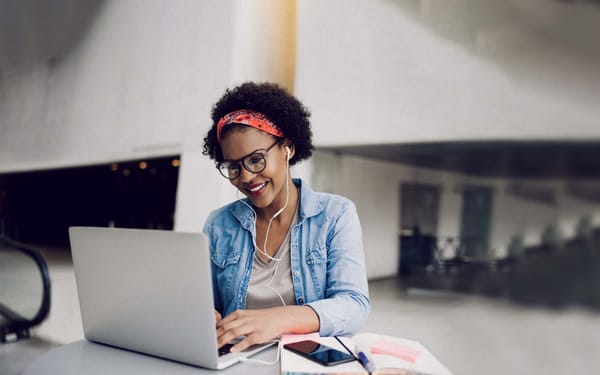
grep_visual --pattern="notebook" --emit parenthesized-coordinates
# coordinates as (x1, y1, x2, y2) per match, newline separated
(68, 226, 275, 370)
(280, 333, 453, 374)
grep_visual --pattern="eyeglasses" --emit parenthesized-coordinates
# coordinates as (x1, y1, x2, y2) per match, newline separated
(216, 140, 280, 179)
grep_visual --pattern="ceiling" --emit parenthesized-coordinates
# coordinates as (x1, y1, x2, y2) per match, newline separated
(319, 141, 600, 179)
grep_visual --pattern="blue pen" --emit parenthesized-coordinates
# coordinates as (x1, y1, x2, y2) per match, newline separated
(358, 351, 375, 374)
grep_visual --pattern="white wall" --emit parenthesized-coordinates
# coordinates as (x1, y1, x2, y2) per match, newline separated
(0, 0, 234, 173)
(336, 155, 402, 279)
(296, 0, 600, 146)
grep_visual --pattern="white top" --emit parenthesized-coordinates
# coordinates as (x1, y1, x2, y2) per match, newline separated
(246, 209, 299, 309)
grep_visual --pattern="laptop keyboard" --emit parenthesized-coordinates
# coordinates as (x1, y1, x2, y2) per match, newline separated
(218, 343, 234, 356)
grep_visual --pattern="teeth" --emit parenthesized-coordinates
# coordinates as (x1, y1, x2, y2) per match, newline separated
(248, 183, 266, 192)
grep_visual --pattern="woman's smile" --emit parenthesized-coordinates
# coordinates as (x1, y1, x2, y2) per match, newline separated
(243, 181, 268, 196)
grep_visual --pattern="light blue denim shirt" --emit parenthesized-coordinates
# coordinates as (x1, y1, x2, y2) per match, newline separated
(202, 179, 371, 336)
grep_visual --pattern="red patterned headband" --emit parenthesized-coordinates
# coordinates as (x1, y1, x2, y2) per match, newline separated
(216, 109, 284, 142)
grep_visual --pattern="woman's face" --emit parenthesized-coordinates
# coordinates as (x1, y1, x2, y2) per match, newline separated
(219, 127, 290, 211)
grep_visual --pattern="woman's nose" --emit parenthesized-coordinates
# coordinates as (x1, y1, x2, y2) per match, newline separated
(237, 166, 256, 182)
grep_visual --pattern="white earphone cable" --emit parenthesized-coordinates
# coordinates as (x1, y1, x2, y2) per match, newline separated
(236, 146, 292, 306)
(237, 339, 280, 365)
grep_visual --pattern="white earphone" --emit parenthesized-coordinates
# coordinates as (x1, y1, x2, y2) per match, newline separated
(236, 143, 293, 307)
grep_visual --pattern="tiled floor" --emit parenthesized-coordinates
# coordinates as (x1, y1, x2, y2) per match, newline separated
(2, 248, 599, 375)
(364, 278, 600, 375)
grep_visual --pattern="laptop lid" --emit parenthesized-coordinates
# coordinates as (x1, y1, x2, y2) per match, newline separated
(68, 227, 272, 369)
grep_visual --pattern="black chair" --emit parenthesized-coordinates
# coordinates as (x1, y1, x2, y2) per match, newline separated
(0, 235, 51, 343)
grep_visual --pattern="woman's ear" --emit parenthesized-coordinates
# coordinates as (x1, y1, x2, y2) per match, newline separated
(283, 142, 295, 161)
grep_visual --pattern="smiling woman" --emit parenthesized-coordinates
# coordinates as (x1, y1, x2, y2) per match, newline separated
(201, 82, 371, 353)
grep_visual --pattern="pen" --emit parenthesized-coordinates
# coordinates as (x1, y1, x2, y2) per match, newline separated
(358, 351, 375, 374)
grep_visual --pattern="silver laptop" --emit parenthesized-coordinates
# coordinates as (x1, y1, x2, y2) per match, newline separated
(68, 226, 275, 369)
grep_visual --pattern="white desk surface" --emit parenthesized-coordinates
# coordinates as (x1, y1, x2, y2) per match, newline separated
(23, 340, 280, 375)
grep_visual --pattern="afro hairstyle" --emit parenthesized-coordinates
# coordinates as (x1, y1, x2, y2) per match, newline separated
(202, 82, 314, 166)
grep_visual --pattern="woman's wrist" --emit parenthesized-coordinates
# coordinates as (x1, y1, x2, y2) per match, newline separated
(276, 305, 320, 335)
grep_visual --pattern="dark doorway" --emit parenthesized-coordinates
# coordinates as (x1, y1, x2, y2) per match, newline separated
(0, 156, 180, 247)
(400, 183, 440, 236)
(459, 186, 493, 259)
(399, 183, 441, 274)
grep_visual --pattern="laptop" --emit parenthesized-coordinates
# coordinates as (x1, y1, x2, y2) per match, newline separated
(68, 226, 275, 369)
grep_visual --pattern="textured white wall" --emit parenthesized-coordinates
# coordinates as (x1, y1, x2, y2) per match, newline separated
(295, 0, 600, 146)
(0, 0, 234, 173)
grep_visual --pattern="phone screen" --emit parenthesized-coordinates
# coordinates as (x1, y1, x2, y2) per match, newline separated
(284, 340, 356, 366)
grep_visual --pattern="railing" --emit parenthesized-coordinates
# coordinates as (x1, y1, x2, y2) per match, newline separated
(402, 229, 600, 308)
(427, 235, 494, 271)
(0, 235, 51, 343)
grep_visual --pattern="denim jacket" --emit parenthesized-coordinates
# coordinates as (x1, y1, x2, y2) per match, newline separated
(202, 179, 371, 336)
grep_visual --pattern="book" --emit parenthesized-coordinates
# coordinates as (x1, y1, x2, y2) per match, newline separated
(280, 332, 453, 375)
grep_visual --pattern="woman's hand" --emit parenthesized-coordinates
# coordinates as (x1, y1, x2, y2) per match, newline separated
(216, 306, 319, 352)
(216, 308, 284, 352)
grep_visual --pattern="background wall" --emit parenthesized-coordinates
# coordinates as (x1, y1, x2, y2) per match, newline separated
(1, 0, 599, 278)
(295, 0, 600, 145)
(0, 0, 233, 173)
(312, 151, 600, 279)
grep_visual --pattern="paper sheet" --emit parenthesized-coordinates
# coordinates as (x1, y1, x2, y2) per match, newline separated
(280, 333, 453, 375)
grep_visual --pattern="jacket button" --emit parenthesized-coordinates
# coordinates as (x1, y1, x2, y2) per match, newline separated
(294, 271, 300, 277)
(298, 298, 304, 305)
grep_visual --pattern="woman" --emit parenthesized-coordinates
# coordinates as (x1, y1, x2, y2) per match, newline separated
(202, 82, 370, 353)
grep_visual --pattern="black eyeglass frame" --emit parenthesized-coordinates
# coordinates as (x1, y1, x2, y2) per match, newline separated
(216, 139, 281, 179)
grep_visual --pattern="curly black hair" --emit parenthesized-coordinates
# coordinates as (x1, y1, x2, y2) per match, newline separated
(202, 82, 314, 166)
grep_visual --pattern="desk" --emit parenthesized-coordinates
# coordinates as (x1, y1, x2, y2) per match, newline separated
(23, 340, 279, 375)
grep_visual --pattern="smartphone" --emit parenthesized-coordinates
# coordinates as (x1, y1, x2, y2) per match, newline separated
(283, 340, 356, 366)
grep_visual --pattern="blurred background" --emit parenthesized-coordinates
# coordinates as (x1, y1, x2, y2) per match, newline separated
(1, 1, 599, 374)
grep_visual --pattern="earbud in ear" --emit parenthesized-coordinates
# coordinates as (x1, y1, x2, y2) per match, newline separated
(285, 147, 291, 160)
